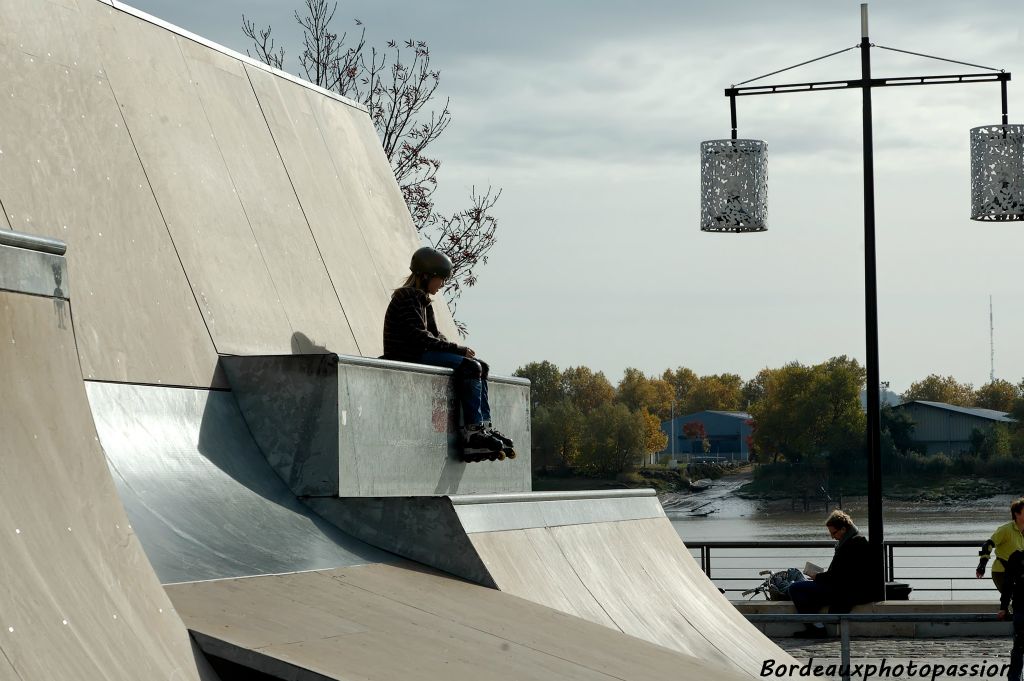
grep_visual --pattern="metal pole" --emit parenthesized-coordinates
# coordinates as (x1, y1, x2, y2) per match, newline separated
(860, 3, 886, 603)
(730, 93, 738, 139)
(671, 399, 676, 460)
(840, 618, 852, 681)
(1002, 78, 1009, 125)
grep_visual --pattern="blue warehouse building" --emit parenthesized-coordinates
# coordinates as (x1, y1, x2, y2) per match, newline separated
(657, 410, 754, 463)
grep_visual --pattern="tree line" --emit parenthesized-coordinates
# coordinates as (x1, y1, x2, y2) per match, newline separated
(515, 358, 1024, 475)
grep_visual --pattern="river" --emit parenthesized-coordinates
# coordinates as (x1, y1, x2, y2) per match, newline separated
(666, 473, 1014, 599)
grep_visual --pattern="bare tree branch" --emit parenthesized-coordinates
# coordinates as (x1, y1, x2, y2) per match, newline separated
(242, 2, 501, 335)
(242, 14, 285, 69)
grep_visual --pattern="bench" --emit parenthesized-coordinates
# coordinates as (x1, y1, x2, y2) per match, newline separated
(734, 599, 1007, 637)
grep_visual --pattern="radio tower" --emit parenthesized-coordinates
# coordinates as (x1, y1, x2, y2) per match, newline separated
(990, 295, 995, 383)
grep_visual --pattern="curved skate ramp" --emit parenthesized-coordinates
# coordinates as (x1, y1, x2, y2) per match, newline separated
(0, 0, 458, 390)
(311, 491, 792, 678)
(166, 563, 752, 681)
(85, 381, 390, 584)
(0, 291, 218, 681)
(83, 383, 756, 681)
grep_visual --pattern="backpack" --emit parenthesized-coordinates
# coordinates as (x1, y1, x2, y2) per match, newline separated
(767, 567, 807, 601)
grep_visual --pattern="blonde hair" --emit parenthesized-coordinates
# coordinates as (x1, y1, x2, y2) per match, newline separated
(825, 510, 854, 530)
(394, 272, 432, 297)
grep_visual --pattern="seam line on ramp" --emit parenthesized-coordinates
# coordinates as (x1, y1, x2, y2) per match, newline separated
(84, 378, 232, 392)
(97, 70, 221, 362)
(241, 63, 362, 356)
(174, 37, 297, 352)
(537, 526, 619, 634)
(0, 644, 26, 681)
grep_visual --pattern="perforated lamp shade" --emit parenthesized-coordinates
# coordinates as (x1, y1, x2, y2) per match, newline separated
(700, 139, 768, 232)
(970, 124, 1024, 221)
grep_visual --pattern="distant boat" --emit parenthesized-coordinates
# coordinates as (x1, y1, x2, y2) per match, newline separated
(689, 479, 712, 492)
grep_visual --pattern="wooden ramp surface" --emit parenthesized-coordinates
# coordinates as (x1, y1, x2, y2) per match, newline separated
(0, 292, 218, 681)
(167, 563, 753, 681)
(460, 501, 793, 677)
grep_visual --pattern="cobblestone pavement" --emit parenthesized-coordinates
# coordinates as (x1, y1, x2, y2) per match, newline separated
(776, 635, 1009, 660)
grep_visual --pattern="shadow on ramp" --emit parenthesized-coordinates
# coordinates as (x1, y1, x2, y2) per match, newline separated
(86, 381, 390, 584)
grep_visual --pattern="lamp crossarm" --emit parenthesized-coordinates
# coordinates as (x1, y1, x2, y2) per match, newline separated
(726, 71, 1010, 138)
(726, 71, 1009, 97)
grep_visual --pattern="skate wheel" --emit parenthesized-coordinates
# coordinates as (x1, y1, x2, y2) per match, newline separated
(504, 449, 516, 459)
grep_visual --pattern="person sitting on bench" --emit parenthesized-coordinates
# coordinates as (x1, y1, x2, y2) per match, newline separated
(788, 510, 875, 638)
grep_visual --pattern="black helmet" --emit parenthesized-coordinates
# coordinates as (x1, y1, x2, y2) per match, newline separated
(410, 246, 452, 279)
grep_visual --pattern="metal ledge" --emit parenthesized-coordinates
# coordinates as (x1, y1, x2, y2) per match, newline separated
(335, 353, 532, 387)
(230, 352, 531, 387)
(0, 229, 67, 255)
(450, 489, 657, 505)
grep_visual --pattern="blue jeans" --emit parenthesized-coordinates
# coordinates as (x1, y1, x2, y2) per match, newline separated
(1010, 611, 1024, 681)
(420, 351, 490, 427)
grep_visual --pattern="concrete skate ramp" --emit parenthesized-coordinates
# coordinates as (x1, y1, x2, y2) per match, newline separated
(311, 491, 791, 678)
(0, 0, 457, 388)
(167, 563, 752, 681)
(85, 380, 390, 585)
(0, 291, 218, 681)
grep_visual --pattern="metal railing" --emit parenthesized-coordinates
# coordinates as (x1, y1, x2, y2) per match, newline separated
(746, 613, 1002, 681)
(685, 540, 995, 599)
(0, 229, 66, 255)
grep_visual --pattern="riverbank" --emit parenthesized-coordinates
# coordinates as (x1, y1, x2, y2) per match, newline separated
(532, 462, 744, 495)
(533, 464, 1019, 504)
(734, 473, 1021, 503)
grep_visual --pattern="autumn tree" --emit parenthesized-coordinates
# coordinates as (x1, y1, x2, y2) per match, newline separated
(577, 403, 646, 475)
(741, 368, 772, 410)
(902, 374, 976, 407)
(639, 409, 668, 455)
(682, 373, 744, 414)
(616, 368, 674, 419)
(974, 379, 1021, 412)
(880, 405, 915, 454)
(533, 401, 584, 468)
(662, 367, 698, 410)
(561, 366, 615, 414)
(243, 0, 500, 322)
(748, 364, 813, 463)
(749, 357, 865, 464)
(513, 361, 563, 409)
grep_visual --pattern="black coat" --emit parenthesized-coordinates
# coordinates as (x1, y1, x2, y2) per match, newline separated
(382, 287, 461, 362)
(815, 533, 876, 612)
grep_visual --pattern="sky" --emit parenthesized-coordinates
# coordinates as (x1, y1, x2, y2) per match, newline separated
(124, 0, 1024, 393)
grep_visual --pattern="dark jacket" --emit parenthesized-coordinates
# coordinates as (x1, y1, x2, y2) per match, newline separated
(816, 533, 875, 612)
(382, 287, 461, 362)
(1000, 550, 1024, 613)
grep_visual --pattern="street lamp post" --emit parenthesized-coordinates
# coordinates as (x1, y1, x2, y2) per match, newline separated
(670, 398, 676, 462)
(701, 4, 1024, 601)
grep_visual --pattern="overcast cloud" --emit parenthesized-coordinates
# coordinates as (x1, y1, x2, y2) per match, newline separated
(124, 0, 1024, 393)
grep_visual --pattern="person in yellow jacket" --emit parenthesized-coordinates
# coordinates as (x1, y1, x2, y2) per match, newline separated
(977, 497, 1024, 591)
